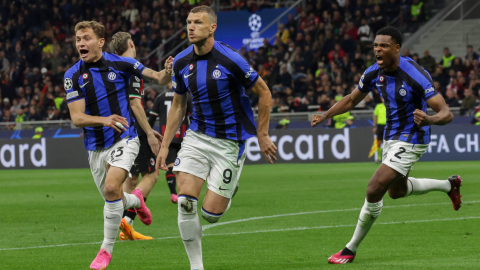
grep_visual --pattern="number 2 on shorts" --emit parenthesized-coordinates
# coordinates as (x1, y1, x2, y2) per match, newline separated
(394, 147, 406, 159)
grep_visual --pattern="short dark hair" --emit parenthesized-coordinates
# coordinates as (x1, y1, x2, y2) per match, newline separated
(376, 26, 402, 47)
(190, 5, 217, 23)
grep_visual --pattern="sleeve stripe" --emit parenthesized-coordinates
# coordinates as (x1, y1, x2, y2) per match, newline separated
(129, 94, 142, 99)
(149, 111, 159, 116)
(67, 97, 85, 104)
(425, 92, 439, 101)
(174, 89, 186, 95)
(245, 74, 259, 90)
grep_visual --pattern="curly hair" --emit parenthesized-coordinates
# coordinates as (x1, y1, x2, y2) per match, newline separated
(376, 26, 403, 47)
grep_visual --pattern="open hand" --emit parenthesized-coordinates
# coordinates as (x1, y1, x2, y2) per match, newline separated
(258, 135, 277, 164)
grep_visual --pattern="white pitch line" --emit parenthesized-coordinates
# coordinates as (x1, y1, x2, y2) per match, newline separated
(1, 201, 478, 252)
(202, 216, 480, 237)
(202, 200, 480, 230)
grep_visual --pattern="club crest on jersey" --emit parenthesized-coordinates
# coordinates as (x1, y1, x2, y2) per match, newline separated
(108, 72, 117, 81)
(212, 69, 222, 79)
(82, 73, 88, 79)
(379, 76, 385, 82)
(189, 64, 194, 70)
(399, 88, 407, 96)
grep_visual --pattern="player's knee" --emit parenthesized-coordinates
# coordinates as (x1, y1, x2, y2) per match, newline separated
(201, 207, 223, 223)
(104, 183, 119, 197)
(178, 195, 198, 215)
(388, 189, 406, 200)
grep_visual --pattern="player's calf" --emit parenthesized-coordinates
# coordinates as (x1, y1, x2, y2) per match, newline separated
(177, 195, 204, 269)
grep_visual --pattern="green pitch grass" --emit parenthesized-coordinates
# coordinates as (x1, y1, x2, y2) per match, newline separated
(1, 161, 479, 269)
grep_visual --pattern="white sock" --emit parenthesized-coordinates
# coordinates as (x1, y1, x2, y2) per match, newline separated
(124, 216, 134, 226)
(101, 199, 123, 254)
(346, 198, 383, 253)
(178, 195, 203, 270)
(123, 192, 140, 209)
(405, 177, 451, 196)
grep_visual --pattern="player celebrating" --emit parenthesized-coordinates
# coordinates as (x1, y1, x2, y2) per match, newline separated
(110, 31, 173, 241)
(311, 26, 462, 264)
(65, 21, 171, 269)
(149, 86, 192, 203)
(155, 6, 277, 270)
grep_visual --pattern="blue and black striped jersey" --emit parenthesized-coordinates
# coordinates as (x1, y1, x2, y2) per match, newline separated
(64, 52, 145, 150)
(171, 41, 259, 141)
(358, 56, 439, 144)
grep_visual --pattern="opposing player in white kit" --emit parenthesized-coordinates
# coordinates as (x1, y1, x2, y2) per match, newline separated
(156, 5, 277, 270)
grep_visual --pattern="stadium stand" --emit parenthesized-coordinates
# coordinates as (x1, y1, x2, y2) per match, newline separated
(0, 0, 479, 129)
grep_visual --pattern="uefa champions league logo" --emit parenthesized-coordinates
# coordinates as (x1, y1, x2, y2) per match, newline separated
(249, 14, 262, 32)
(242, 13, 265, 49)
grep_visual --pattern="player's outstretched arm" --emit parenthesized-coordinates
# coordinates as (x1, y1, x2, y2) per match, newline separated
(68, 99, 128, 133)
(141, 56, 174, 86)
(156, 93, 187, 171)
(413, 94, 453, 127)
(250, 77, 277, 164)
(311, 87, 368, 127)
(130, 98, 162, 155)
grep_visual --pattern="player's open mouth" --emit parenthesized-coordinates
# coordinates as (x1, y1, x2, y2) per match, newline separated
(79, 49, 89, 58)
(376, 55, 383, 65)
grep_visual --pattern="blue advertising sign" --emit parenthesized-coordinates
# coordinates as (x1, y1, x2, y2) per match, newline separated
(215, 8, 296, 50)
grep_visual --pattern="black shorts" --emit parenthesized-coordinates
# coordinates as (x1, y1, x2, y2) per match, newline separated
(166, 143, 181, 166)
(376, 124, 385, 140)
(130, 135, 156, 175)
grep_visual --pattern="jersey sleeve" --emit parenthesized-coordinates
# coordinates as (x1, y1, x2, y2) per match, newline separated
(128, 75, 142, 99)
(64, 71, 84, 104)
(149, 95, 162, 117)
(214, 45, 259, 89)
(358, 68, 377, 93)
(172, 60, 187, 95)
(117, 56, 145, 78)
(417, 72, 439, 100)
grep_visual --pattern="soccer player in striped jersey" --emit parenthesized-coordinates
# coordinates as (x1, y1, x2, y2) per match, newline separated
(110, 32, 174, 241)
(155, 6, 277, 270)
(65, 21, 171, 269)
(311, 26, 462, 264)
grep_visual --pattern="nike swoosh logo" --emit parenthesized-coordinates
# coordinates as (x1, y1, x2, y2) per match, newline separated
(184, 73, 193, 78)
(80, 81, 89, 88)
(219, 187, 229, 190)
(106, 216, 115, 219)
(389, 158, 397, 163)
(376, 83, 383, 87)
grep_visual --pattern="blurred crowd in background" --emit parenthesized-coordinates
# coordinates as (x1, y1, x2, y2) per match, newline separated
(0, 0, 479, 129)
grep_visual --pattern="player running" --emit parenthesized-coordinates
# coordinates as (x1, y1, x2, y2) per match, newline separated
(155, 6, 277, 270)
(65, 21, 171, 269)
(149, 87, 193, 203)
(110, 31, 173, 241)
(311, 26, 462, 264)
